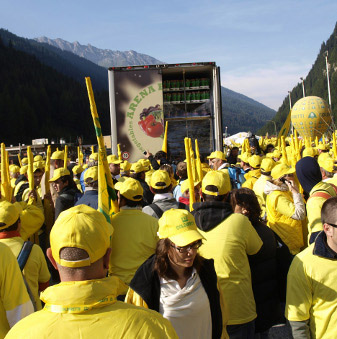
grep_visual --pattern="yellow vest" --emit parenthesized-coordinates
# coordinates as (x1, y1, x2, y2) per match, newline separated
(266, 190, 303, 254)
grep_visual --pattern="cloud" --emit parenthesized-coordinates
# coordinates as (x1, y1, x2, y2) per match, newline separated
(221, 62, 312, 110)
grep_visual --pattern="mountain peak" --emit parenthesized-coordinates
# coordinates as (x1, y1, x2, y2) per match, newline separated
(33, 37, 164, 68)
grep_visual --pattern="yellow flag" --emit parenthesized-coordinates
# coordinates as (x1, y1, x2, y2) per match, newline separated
(64, 145, 68, 169)
(184, 138, 195, 211)
(162, 121, 168, 153)
(117, 144, 122, 161)
(195, 139, 203, 183)
(1, 143, 12, 202)
(27, 146, 34, 191)
(85, 77, 119, 218)
(278, 110, 292, 139)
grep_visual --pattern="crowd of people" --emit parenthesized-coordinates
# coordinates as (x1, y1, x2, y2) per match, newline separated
(1, 133, 337, 339)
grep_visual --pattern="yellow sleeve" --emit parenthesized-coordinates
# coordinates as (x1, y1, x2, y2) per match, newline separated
(245, 219, 263, 255)
(275, 194, 295, 218)
(218, 280, 229, 339)
(285, 255, 312, 321)
(125, 288, 149, 309)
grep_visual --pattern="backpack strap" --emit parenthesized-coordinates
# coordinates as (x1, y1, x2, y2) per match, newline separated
(17, 241, 34, 271)
(149, 203, 164, 218)
(309, 191, 332, 200)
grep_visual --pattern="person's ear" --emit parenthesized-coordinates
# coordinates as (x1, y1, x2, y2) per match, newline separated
(46, 248, 58, 270)
(103, 248, 112, 270)
(323, 223, 333, 237)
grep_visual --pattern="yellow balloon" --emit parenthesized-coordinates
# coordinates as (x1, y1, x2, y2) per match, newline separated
(291, 96, 332, 138)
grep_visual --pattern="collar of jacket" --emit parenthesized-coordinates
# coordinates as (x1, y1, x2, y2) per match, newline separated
(313, 231, 337, 259)
(41, 276, 127, 314)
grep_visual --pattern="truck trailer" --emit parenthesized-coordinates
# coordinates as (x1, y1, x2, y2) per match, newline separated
(108, 62, 223, 162)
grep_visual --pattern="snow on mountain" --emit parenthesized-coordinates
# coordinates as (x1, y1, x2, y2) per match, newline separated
(35, 37, 164, 68)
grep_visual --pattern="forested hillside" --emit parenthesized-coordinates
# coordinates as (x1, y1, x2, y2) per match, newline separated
(0, 37, 109, 145)
(258, 22, 337, 135)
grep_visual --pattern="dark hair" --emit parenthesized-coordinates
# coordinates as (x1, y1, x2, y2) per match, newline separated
(153, 239, 203, 280)
(130, 172, 145, 181)
(202, 185, 226, 202)
(0, 218, 20, 232)
(155, 151, 167, 160)
(230, 188, 262, 223)
(176, 162, 187, 179)
(59, 175, 78, 190)
(321, 196, 337, 225)
(84, 178, 98, 189)
(120, 195, 143, 207)
(151, 184, 172, 194)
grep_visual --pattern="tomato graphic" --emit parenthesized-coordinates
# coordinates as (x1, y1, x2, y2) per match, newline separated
(145, 121, 164, 137)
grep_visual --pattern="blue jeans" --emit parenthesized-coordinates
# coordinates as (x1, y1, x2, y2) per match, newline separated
(227, 320, 255, 339)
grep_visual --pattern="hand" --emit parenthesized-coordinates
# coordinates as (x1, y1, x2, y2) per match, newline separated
(144, 150, 152, 159)
(28, 190, 37, 201)
(285, 179, 299, 194)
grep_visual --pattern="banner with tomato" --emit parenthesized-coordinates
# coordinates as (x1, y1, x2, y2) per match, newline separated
(114, 69, 164, 162)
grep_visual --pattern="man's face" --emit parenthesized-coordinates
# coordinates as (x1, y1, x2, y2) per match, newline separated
(54, 160, 64, 169)
(34, 171, 43, 187)
(211, 158, 222, 170)
(52, 178, 67, 193)
(109, 163, 120, 176)
(324, 222, 337, 249)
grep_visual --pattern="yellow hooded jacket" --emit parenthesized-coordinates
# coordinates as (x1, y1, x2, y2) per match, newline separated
(6, 276, 178, 339)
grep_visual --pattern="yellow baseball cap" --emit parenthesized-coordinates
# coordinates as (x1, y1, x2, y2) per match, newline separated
(239, 153, 250, 163)
(138, 159, 151, 171)
(317, 143, 328, 151)
(51, 151, 65, 160)
(130, 162, 146, 174)
(33, 161, 44, 172)
(50, 205, 114, 268)
(20, 165, 28, 175)
(21, 157, 28, 165)
(84, 166, 98, 181)
(150, 170, 171, 189)
(202, 171, 231, 196)
(9, 165, 20, 174)
(158, 209, 204, 247)
(120, 160, 131, 172)
(207, 151, 226, 160)
(34, 155, 43, 162)
(271, 164, 295, 180)
(303, 147, 315, 158)
(249, 155, 262, 169)
(72, 165, 84, 175)
(181, 180, 200, 194)
(260, 158, 275, 173)
(0, 201, 23, 230)
(272, 150, 282, 159)
(107, 155, 122, 164)
(49, 168, 70, 182)
(89, 153, 98, 161)
(114, 178, 143, 201)
(318, 156, 334, 173)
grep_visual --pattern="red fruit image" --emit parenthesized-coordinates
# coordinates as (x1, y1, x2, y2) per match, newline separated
(145, 121, 164, 138)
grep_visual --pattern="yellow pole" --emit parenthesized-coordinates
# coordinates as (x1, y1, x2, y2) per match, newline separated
(44, 146, 51, 194)
(43, 145, 53, 236)
(184, 138, 196, 212)
(117, 144, 122, 161)
(17, 153, 22, 167)
(91, 145, 95, 154)
(333, 131, 337, 159)
(195, 139, 203, 182)
(85, 77, 119, 215)
(1, 144, 11, 202)
(315, 136, 319, 148)
(281, 136, 288, 165)
(162, 121, 168, 153)
(64, 145, 68, 169)
(27, 147, 34, 191)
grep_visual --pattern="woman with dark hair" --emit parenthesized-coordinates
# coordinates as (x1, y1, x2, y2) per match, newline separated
(125, 208, 228, 339)
(230, 188, 291, 338)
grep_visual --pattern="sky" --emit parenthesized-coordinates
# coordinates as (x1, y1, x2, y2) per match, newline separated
(1, 0, 337, 110)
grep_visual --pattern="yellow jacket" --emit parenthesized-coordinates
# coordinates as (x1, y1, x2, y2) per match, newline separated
(6, 276, 178, 339)
(306, 181, 337, 238)
(242, 169, 261, 189)
(265, 183, 304, 254)
(253, 174, 271, 218)
(286, 234, 337, 338)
